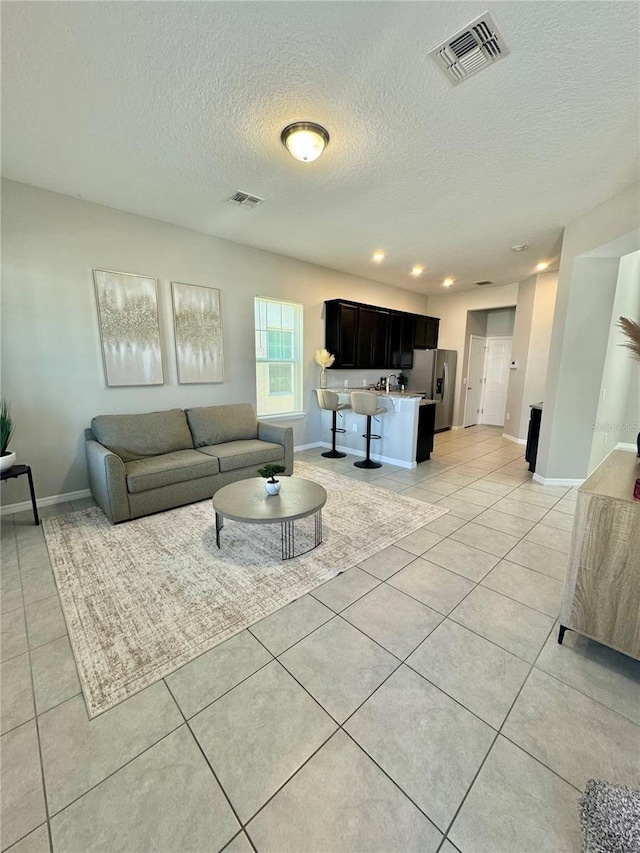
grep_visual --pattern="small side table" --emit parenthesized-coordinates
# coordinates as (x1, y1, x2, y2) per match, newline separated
(1, 464, 40, 525)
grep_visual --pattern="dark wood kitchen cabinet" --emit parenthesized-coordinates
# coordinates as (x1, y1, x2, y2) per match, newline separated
(416, 401, 436, 462)
(414, 315, 439, 349)
(357, 305, 389, 369)
(325, 299, 439, 369)
(388, 312, 415, 369)
(325, 300, 358, 368)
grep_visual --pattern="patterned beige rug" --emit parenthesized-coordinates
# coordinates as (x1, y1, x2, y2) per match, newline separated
(44, 462, 447, 717)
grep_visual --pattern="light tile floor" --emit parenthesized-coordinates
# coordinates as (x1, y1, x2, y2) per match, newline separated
(1, 426, 639, 853)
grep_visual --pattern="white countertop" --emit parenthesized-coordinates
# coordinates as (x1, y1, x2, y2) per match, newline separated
(319, 387, 424, 399)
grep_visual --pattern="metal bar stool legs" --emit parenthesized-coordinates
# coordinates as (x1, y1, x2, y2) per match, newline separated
(355, 414, 382, 469)
(322, 409, 347, 459)
(316, 389, 350, 460)
(350, 391, 387, 470)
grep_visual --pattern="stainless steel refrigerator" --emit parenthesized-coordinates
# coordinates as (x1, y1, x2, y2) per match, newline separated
(407, 349, 458, 432)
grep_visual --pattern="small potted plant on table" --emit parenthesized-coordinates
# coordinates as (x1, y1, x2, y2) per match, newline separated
(258, 463, 286, 496)
(0, 398, 16, 472)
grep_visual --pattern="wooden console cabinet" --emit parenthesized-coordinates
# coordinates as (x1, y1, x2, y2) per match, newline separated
(559, 449, 640, 660)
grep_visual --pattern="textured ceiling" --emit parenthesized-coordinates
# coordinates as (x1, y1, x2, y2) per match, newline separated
(2, 1, 639, 294)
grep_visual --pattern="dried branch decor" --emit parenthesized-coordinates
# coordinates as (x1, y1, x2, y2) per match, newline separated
(618, 316, 640, 361)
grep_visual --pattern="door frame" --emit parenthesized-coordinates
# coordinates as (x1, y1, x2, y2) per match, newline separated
(463, 335, 487, 428)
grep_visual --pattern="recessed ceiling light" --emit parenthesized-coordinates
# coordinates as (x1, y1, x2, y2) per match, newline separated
(372, 251, 386, 263)
(281, 122, 330, 162)
(536, 261, 549, 271)
(410, 265, 424, 276)
(511, 244, 529, 252)
(442, 278, 454, 287)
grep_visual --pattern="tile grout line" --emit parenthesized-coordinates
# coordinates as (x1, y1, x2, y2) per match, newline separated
(12, 517, 55, 853)
(44, 722, 185, 824)
(438, 619, 566, 845)
(161, 678, 255, 853)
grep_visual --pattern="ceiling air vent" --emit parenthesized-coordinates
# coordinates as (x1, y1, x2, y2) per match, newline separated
(474, 280, 493, 286)
(430, 13, 509, 85)
(228, 190, 265, 209)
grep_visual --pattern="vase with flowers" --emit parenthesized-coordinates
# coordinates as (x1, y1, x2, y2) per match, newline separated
(617, 316, 640, 459)
(314, 348, 335, 389)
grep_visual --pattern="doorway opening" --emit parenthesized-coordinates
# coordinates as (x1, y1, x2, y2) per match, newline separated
(462, 307, 515, 428)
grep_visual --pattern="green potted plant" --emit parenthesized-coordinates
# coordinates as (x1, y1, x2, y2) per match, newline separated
(0, 398, 16, 472)
(257, 463, 286, 495)
(397, 372, 409, 392)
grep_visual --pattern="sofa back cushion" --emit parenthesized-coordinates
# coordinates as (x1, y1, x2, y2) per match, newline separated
(186, 404, 258, 448)
(91, 409, 194, 462)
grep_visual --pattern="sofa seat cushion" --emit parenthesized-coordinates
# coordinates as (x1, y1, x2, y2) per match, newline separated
(125, 450, 220, 494)
(199, 440, 284, 473)
(92, 409, 194, 462)
(186, 404, 258, 448)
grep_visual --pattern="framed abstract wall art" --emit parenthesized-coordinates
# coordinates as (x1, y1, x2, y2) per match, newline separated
(93, 269, 164, 386)
(171, 282, 224, 384)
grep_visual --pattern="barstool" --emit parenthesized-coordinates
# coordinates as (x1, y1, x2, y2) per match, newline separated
(316, 389, 351, 459)
(350, 391, 387, 469)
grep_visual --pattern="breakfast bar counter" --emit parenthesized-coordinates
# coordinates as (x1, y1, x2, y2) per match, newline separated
(316, 388, 435, 468)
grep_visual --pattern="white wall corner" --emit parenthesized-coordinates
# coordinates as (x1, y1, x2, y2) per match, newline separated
(532, 474, 584, 487)
(502, 433, 526, 445)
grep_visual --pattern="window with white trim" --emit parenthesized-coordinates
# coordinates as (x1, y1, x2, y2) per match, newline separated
(254, 297, 303, 416)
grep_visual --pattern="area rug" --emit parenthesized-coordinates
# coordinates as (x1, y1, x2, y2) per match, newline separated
(43, 461, 447, 717)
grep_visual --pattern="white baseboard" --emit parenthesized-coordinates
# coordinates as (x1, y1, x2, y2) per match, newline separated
(451, 425, 463, 431)
(1, 488, 92, 516)
(294, 442, 323, 452)
(615, 442, 638, 452)
(532, 474, 584, 487)
(320, 442, 416, 469)
(502, 433, 526, 445)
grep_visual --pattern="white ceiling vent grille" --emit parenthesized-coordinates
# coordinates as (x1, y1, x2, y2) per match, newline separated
(430, 13, 509, 85)
(228, 190, 265, 209)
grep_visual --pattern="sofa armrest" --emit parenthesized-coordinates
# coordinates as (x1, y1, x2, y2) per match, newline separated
(258, 422, 294, 475)
(85, 439, 130, 523)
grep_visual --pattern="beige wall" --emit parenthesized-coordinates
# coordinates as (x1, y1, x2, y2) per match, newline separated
(1, 179, 430, 503)
(426, 284, 520, 426)
(486, 308, 516, 337)
(504, 272, 558, 441)
(537, 182, 640, 480)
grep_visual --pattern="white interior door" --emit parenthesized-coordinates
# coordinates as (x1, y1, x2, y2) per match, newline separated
(464, 336, 486, 427)
(481, 337, 512, 425)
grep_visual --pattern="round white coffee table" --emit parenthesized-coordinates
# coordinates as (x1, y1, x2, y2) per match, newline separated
(212, 477, 327, 560)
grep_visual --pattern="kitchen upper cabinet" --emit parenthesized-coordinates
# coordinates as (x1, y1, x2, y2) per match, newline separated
(414, 315, 439, 349)
(388, 312, 415, 369)
(357, 305, 389, 369)
(325, 299, 438, 368)
(325, 300, 358, 368)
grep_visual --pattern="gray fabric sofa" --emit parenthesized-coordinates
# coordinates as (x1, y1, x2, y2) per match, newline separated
(85, 404, 293, 523)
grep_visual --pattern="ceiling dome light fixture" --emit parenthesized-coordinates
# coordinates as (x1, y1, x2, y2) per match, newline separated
(372, 251, 386, 263)
(281, 122, 330, 162)
(410, 265, 424, 277)
(442, 278, 454, 287)
(511, 244, 529, 252)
